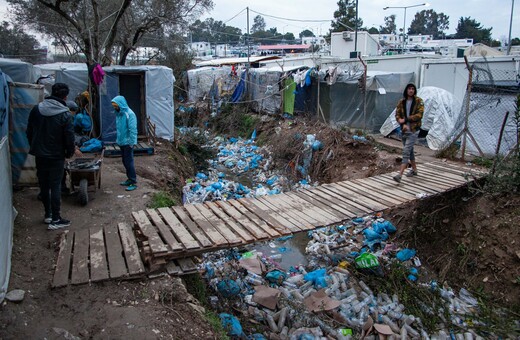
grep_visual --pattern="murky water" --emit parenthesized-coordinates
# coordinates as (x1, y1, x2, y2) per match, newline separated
(248, 232, 310, 271)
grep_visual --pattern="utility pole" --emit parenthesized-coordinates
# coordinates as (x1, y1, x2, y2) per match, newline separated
(247, 7, 250, 66)
(507, 0, 515, 55)
(354, 0, 358, 54)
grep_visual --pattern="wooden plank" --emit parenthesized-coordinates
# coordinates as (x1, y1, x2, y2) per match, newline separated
(416, 169, 469, 187)
(205, 202, 255, 242)
(430, 161, 486, 176)
(306, 188, 360, 218)
(104, 223, 129, 279)
(281, 192, 336, 226)
(323, 183, 389, 212)
(371, 174, 441, 194)
(369, 176, 435, 197)
(184, 204, 229, 245)
(416, 165, 470, 184)
(166, 262, 181, 275)
(52, 231, 74, 287)
(70, 228, 90, 285)
(238, 198, 299, 233)
(312, 186, 372, 216)
(89, 226, 109, 282)
(132, 211, 169, 254)
(258, 195, 316, 230)
(172, 206, 214, 248)
(337, 181, 400, 207)
(146, 209, 184, 252)
(285, 192, 341, 225)
(227, 199, 281, 237)
(289, 191, 347, 222)
(395, 172, 451, 192)
(118, 222, 145, 275)
(195, 204, 244, 244)
(294, 189, 356, 223)
(177, 258, 198, 273)
(267, 194, 323, 227)
(353, 178, 415, 201)
(157, 207, 200, 250)
(214, 201, 269, 240)
(239, 198, 303, 233)
(351, 178, 410, 203)
(291, 191, 348, 223)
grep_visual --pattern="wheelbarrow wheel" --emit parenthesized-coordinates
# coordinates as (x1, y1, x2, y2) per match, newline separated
(79, 178, 88, 206)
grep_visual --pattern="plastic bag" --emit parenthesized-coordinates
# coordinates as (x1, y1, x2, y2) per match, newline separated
(219, 313, 243, 337)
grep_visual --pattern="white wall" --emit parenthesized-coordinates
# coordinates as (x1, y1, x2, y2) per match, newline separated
(420, 56, 520, 104)
(331, 31, 380, 58)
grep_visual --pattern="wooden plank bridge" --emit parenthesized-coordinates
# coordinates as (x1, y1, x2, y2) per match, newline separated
(52, 161, 486, 287)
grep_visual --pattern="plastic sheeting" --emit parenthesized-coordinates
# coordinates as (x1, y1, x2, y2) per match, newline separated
(380, 86, 462, 151)
(36, 63, 176, 141)
(9, 83, 44, 185)
(0, 71, 8, 139)
(248, 68, 282, 115)
(0, 58, 38, 83)
(36, 63, 89, 99)
(0, 136, 14, 304)
(321, 70, 414, 132)
(187, 66, 238, 103)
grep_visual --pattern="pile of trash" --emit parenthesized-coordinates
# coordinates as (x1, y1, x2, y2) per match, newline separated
(198, 214, 513, 339)
(182, 132, 313, 204)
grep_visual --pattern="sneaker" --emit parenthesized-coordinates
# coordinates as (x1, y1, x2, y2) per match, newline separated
(393, 174, 402, 183)
(120, 179, 133, 186)
(48, 218, 71, 230)
(405, 170, 418, 177)
(43, 215, 52, 224)
(125, 184, 137, 191)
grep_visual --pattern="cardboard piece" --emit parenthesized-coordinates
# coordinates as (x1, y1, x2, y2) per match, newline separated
(252, 285, 280, 310)
(373, 323, 394, 335)
(303, 289, 341, 312)
(239, 257, 266, 275)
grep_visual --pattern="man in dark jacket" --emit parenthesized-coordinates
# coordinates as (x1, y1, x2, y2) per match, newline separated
(27, 83, 75, 230)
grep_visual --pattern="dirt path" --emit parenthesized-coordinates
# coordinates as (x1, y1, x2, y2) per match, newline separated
(0, 154, 214, 339)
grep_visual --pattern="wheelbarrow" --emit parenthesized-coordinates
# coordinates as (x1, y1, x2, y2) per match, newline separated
(65, 149, 104, 206)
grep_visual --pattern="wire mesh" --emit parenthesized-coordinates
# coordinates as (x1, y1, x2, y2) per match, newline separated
(446, 57, 519, 159)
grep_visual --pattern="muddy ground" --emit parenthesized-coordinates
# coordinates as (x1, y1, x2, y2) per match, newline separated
(1, 113, 519, 338)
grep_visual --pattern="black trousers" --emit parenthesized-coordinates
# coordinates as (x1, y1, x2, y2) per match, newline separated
(36, 157, 64, 220)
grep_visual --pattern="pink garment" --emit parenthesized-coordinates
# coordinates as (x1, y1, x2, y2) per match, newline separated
(92, 64, 105, 85)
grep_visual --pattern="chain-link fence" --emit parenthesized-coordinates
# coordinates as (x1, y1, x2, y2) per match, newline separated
(446, 57, 519, 160)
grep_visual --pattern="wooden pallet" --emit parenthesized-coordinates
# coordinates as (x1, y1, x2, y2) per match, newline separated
(133, 162, 487, 262)
(104, 141, 154, 157)
(52, 223, 145, 287)
(52, 223, 200, 287)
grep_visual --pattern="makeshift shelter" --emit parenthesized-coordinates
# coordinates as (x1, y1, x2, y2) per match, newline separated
(319, 67, 415, 132)
(0, 69, 15, 303)
(35, 63, 176, 142)
(186, 66, 238, 103)
(99, 65, 175, 142)
(379, 87, 462, 150)
(0, 58, 38, 84)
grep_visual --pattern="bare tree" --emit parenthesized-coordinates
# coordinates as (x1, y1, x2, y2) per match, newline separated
(7, 0, 213, 66)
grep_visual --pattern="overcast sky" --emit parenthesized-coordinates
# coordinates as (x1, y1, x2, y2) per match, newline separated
(0, 0, 518, 44)
(206, 0, 519, 40)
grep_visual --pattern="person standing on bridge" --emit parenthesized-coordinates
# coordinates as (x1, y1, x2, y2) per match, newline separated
(393, 83, 424, 183)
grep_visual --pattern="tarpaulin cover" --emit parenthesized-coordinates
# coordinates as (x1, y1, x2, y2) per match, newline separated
(9, 83, 43, 185)
(36, 63, 89, 99)
(0, 58, 38, 83)
(187, 66, 238, 103)
(0, 137, 14, 304)
(0, 71, 12, 303)
(320, 68, 414, 132)
(248, 68, 283, 114)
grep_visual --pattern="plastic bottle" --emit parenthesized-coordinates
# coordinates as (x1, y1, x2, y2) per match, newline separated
(341, 295, 358, 305)
(387, 310, 404, 320)
(382, 315, 400, 333)
(358, 280, 373, 294)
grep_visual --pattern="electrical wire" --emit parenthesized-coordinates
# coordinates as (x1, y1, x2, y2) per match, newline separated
(249, 8, 330, 23)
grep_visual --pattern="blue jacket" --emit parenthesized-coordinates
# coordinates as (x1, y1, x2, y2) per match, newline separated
(112, 96, 137, 146)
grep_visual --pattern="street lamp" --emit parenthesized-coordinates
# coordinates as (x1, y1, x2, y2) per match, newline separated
(383, 3, 429, 54)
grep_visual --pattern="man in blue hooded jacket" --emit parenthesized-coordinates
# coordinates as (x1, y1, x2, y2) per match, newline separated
(111, 95, 138, 191)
